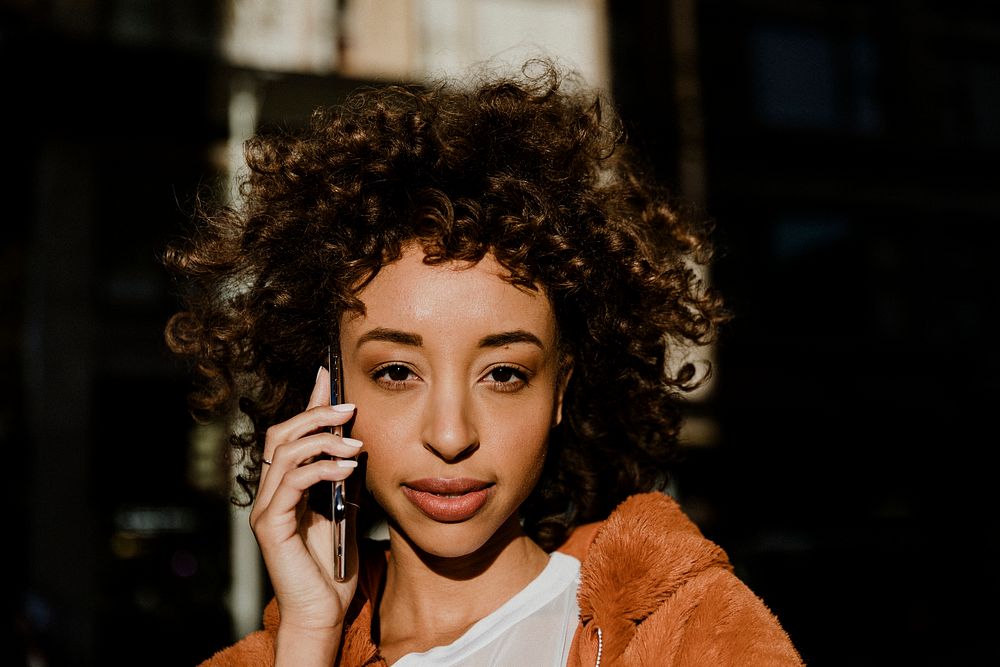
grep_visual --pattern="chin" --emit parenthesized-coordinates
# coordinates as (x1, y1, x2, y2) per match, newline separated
(392, 503, 524, 561)
(409, 515, 499, 557)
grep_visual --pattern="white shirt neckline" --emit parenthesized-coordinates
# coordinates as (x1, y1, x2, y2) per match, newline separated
(392, 551, 582, 666)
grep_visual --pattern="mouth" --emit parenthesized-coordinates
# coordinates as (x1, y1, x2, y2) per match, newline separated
(402, 478, 493, 523)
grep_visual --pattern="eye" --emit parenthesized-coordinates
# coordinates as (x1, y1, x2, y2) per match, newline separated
(482, 365, 530, 392)
(371, 363, 419, 389)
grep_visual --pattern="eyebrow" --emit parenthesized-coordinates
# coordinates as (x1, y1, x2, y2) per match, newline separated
(356, 327, 423, 349)
(478, 330, 545, 350)
(354, 327, 545, 350)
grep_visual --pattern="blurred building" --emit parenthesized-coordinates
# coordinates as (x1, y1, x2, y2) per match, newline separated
(3, 1, 998, 665)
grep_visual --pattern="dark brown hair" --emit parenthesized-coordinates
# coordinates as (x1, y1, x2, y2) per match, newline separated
(164, 59, 728, 550)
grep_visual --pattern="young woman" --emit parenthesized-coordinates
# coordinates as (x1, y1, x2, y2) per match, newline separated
(164, 59, 804, 666)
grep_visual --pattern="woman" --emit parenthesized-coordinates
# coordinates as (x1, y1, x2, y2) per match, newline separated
(164, 59, 804, 666)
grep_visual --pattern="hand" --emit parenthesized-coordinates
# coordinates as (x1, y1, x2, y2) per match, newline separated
(249, 366, 362, 662)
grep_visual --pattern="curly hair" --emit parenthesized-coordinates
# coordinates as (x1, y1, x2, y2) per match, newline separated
(163, 59, 728, 551)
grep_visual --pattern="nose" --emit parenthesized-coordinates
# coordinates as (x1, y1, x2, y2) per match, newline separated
(420, 380, 479, 462)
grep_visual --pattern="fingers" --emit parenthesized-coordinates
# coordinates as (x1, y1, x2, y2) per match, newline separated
(255, 459, 359, 529)
(257, 429, 362, 509)
(262, 367, 355, 461)
(257, 366, 357, 500)
(267, 404, 356, 452)
(271, 432, 363, 468)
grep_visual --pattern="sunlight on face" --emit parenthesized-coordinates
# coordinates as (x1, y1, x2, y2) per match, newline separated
(340, 245, 568, 558)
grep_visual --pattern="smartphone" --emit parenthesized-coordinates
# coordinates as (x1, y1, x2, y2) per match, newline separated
(328, 345, 349, 582)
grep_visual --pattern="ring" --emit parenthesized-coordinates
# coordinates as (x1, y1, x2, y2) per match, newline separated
(262, 458, 273, 465)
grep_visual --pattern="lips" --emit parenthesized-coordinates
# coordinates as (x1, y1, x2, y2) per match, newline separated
(402, 478, 493, 523)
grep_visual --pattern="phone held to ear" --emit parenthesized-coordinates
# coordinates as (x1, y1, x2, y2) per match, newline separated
(306, 346, 351, 581)
(329, 346, 349, 582)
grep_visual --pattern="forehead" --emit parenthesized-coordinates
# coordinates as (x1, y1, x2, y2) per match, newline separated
(343, 247, 556, 340)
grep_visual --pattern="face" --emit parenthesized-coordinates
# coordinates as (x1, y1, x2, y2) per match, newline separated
(339, 245, 569, 559)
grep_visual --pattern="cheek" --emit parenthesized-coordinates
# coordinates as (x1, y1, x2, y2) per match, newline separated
(493, 406, 552, 490)
(350, 404, 411, 486)
(348, 378, 421, 450)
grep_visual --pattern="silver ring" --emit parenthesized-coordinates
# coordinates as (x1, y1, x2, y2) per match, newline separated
(262, 458, 273, 465)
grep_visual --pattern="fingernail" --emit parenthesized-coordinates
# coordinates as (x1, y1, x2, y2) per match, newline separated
(332, 403, 355, 413)
(315, 366, 325, 382)
(337, 460, 358, 468)
(342, 437, 363, 448)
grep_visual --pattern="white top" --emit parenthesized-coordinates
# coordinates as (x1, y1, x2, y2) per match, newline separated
(392, 552, 582, 667)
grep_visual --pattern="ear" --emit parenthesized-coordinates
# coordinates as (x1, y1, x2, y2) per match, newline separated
(552, 358, 574, 427)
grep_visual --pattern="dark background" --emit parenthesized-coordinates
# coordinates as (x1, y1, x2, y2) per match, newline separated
(3, 1, 998, 665)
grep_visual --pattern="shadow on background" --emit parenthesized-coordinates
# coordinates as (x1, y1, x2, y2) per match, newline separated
(3, 2, 998, 665)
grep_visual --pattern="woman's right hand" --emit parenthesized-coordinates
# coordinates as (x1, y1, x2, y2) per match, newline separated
(249, 366, 362, 665)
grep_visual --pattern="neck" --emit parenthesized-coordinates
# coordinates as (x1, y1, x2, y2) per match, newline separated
(376, 515, 549, 654)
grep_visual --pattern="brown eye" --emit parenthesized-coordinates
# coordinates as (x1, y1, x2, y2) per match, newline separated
(385, 365, 411, 381)
(371, 363, 419, 389)
(482, 365, 529, 392)
(489, 367, 516, 383)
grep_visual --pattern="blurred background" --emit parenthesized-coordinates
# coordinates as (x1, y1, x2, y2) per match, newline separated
(3, 0, 998, 665)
